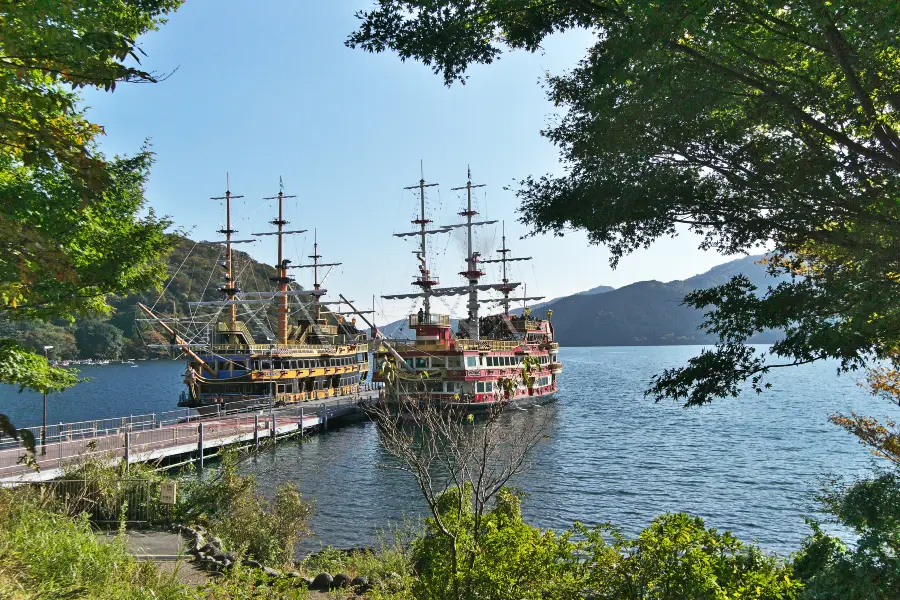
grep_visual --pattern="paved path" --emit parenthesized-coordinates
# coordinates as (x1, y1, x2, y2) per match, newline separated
(100, 530, 211, 585)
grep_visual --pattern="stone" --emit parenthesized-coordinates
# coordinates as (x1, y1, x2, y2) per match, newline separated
(299, 577, 313, 588)
(244, 559, 262, 569)
(199, 543, 216, 555)
(223, 551, 237, 563)
(286, 571, 301, 578)
(210, 536, 224, 549)
(219, 558, 233, 569)
(351, 575, 369, 588)
(332, 573, 351, 589)
(311, 572, 334, 591)
(263, 566, 281, 577)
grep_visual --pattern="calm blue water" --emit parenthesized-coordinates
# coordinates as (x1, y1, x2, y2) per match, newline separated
(2, 348, 896, 555)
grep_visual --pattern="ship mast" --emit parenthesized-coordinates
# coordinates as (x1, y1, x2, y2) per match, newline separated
(312, 230, 319, 296)
(211, 174, 243, 332)
(265, 179, 296, 344)
(404, 163, 439, 317)
(252, 178, 307, 344)
(452, 167, 485, 340)
(286, 228, 340, 318)
(499, 222, 511, 315)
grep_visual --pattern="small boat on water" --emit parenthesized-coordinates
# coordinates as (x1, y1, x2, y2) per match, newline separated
(139, 178, 372, 412)
(372, 168, 562, 409)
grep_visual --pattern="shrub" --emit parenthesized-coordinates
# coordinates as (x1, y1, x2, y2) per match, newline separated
(792, 471, 900, 600)
(300, 526, 418, 597)
(411, 487, 801, 600)
(582, 513, 801, 600)
(176, 449, 312, 567)
(0, 487, 189, 599)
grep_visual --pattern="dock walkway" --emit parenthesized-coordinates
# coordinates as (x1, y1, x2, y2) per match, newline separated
(0, 389, 382, 483)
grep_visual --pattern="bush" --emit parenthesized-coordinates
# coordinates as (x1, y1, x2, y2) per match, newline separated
(176, 449, 313, 567)
(792, 471, 900, 599)
(582, 513, 801, 600)
(301, 527, 418, 597)
(411, 487, 801, 600)
(0, 487, 188, 599)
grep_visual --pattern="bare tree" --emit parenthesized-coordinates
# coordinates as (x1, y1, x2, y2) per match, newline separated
(367, 359, 551, 599)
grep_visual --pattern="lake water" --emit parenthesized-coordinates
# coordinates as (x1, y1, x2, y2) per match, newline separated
(2, 347, 896, 556)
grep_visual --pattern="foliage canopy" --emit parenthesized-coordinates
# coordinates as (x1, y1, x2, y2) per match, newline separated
(349, 0, 900, 404)
(0, 0, 182, 450)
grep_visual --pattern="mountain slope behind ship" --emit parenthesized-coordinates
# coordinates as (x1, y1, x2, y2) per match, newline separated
(530, 255, 783, 346)
(376, 255, 783, 346)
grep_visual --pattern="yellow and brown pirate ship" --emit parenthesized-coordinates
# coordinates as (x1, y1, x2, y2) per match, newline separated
(139, 178, 371, 411)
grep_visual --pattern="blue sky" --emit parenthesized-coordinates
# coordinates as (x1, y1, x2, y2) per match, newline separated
(84, 0, 736, 325)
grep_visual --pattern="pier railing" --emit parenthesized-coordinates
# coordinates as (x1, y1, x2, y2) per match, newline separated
(0, 382, 384, 453)
(0, 384, 383, 481)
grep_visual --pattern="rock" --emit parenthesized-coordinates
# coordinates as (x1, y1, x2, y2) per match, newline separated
(223, 551, 237, 563)
(244, 559, 262, 569)
(200, 557, 219, 571)
(286, 571, 301, 578)
(332, 573, 351, 589)
(210, 550, 227, 562)
(200, 543, 216, 555)
(311, 572, 334, 591)
(210, 536, 224, 549)
(263, 566, 281, 577)
(299, 577, 313, 588)
(351, 575, 369, 588)
(219, 558, 233, 569)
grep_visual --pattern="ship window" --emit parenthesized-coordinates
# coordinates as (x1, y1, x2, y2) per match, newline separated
(448, 356, 461, 368)
(476, 382, 485, 393)
(405, 358, 414, 369)
(415, 357, 428, 369)
(276, 384, 285, 393)
(445, 382, 455, 392)
(486, 382, 493, 392)
(432, 357, 446, 368)
(262, 360, 271, 369)
(466, 356, 477, 368)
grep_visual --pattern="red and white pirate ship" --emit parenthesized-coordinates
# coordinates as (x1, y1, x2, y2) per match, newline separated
(371, 168, 562, 408)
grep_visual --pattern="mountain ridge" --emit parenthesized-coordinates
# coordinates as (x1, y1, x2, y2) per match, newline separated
(376, 255, 781, 345)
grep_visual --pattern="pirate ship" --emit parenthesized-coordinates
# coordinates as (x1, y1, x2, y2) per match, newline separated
(372, 169, 561, 407)
(139, 179, 371, 410)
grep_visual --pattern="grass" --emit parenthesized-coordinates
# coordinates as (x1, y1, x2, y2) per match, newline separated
(300, 527, 418, 598)
(0, 487, 312, 599)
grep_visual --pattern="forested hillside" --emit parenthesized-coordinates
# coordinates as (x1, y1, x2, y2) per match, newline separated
(529, 255, 785, 345)
(3, 238, 280, 360)
(375, 255, 785, 346)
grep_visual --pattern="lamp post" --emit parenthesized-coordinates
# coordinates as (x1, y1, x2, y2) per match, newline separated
(41, 345, 53, 455)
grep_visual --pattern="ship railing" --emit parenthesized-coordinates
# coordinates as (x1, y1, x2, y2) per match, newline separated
(378, 338, 524, 353)
(409, 313, 451, 327)
(199, 342, 367, 356)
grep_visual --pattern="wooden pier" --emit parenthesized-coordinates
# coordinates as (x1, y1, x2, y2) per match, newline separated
(0, 390, 381, 484)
